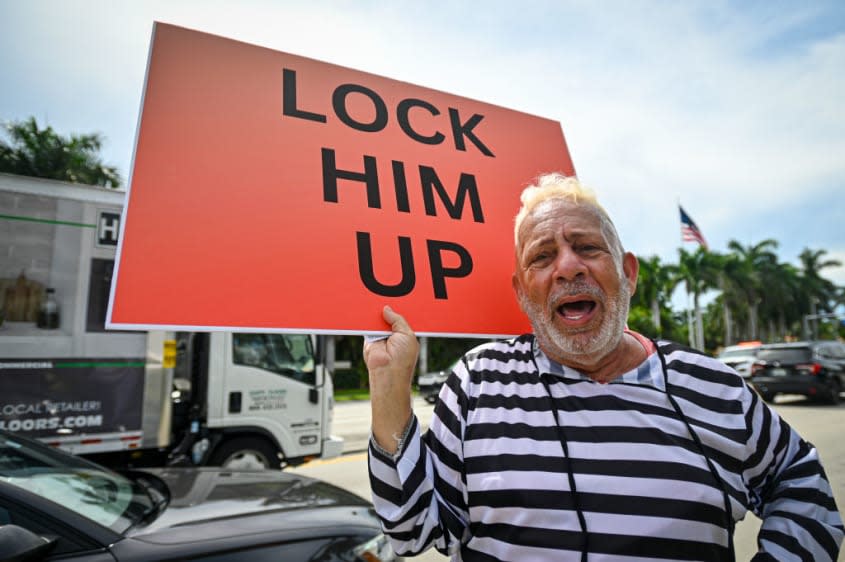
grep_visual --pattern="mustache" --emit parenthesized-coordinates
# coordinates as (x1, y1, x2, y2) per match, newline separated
(548, 281, 605, 305)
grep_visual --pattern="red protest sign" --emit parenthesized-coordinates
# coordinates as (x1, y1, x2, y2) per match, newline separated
(108, 22, 574, 337)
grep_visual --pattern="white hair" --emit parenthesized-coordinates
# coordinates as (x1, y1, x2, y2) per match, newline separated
(514, 173, 624, 268)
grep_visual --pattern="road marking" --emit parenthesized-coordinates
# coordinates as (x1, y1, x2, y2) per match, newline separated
(296, 451, 367, 467)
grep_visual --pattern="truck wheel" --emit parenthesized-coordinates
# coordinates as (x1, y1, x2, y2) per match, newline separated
(209, 437, 282, 470)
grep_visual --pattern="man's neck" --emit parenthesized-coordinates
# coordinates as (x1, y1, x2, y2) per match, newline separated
(541, 331, 649, 383)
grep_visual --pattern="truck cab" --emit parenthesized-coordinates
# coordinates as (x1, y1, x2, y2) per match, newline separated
(170, 331, 343, 469)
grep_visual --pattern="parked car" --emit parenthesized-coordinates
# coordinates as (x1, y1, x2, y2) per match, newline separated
(418, 360, 459, 404)
(0, 430, 398, 561)
(750, 341, 845, 404)
(716, 341, 762, 379)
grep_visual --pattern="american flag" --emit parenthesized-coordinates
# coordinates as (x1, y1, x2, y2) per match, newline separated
(679, 206, 708, 249)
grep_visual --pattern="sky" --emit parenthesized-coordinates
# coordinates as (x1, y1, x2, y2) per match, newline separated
(2, 0, 844, 310)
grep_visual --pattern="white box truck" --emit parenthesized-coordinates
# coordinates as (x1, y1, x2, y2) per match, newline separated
(0, 172, 343, 469)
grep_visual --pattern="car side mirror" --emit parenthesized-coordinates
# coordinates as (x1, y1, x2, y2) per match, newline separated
(0, 524, 56, 562)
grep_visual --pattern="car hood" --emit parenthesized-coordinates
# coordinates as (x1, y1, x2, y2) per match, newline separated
(127, 467, 377, 544)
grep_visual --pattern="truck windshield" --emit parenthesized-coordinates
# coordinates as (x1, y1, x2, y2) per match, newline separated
(0, 432, 154, 533)
(232, 334, 316, 385)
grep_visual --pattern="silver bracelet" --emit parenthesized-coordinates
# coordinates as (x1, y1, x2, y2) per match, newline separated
(371, 414, 414, 461)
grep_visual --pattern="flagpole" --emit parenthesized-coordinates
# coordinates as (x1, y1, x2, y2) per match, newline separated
(678, 201, 710, 349)
(679, 199, 696, 348)
(687, 287, 695, 348)
(678, 197, 682, 247)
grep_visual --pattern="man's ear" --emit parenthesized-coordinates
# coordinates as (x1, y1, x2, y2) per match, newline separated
(623, 252, 639, 295)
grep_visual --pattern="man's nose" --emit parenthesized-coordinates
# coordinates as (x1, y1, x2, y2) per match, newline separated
(553, 246, 587, 281)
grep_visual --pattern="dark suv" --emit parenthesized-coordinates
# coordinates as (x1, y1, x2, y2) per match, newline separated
(750, 341, 845, 404)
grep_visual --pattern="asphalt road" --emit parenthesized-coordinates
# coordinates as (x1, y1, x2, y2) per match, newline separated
(293, 395, 845, 561)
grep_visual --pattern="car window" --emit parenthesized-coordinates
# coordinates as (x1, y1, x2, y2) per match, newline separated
(757, 347, 812, 364)
(0, 434, 153, 533)
(818, 344, 845, 359)
(0, 497, 101, 556)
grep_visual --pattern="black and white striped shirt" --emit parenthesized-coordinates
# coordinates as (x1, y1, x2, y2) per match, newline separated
(368, 335, 844, 561)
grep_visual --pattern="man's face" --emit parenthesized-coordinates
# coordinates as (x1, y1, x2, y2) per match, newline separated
(512, 199, 638, 367)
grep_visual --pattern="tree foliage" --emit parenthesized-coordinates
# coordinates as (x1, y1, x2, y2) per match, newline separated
(0, 117, 120, 188)
(631, 246, 845, 354)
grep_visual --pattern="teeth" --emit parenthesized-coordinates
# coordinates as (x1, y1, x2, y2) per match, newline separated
(558, 306, 584, 320)
(558, 300, 596, 321)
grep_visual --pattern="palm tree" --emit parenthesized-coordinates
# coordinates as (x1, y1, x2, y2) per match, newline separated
(672, 248, 721, 350)
(726, 239, 779, 340)
(633, 255, 675, 337)
(0, 117, 120, 187)
(714, 252, 751, 345)
(798, 248, 842, 338)
(758, 261, 802, 341)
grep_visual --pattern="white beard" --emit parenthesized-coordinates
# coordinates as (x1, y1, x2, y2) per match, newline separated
(519, 278, 631, 368)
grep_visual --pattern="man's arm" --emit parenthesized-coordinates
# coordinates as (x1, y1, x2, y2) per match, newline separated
(744, 391, 844, 561)
(364, 306, 419, 454)
(364, 306, 469, 557)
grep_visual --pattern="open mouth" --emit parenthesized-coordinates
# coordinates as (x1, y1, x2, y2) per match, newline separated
(556, 300, 597, 321)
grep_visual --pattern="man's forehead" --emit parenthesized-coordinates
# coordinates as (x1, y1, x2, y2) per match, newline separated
(514, 201, 606, 261)
(521, 199, 603, 236)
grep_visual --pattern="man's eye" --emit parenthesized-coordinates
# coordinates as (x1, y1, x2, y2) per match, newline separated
(529, 252, 550, 265)
(578, 245, 600, 253)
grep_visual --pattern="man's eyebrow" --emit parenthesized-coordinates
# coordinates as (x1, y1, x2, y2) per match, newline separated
(565, 227, 605, 242)
(527, 233, 556, 246)
(522, 235, 556, 254)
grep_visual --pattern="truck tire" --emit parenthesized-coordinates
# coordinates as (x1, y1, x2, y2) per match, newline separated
(209, 437, 282, 470)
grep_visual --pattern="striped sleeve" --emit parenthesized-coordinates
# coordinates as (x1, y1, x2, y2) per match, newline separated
(367, 355, 472, 557)
(742, 382, 844, 560)
(661, 342, 844, 561)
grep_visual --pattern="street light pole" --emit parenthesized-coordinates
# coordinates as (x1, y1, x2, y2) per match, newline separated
(802, 312, 845, 340)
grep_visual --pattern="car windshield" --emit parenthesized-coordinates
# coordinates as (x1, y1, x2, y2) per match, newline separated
(757, 348, 812, 364)
(0, 433, 154, 533)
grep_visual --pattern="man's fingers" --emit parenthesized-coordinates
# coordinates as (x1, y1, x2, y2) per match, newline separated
(363, 306, 418, 373)
(383, 305, 414, 336)
(362, 338, 387, 369)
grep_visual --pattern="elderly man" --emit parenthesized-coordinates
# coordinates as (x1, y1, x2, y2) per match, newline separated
(365, 173, 843, 561)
